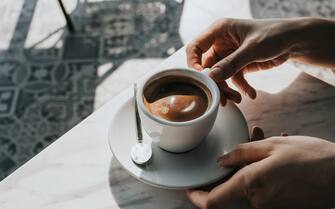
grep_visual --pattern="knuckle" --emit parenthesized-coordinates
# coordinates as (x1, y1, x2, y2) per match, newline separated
(186, 43, 201, 55)
(234, 144, 247, 156)
(268, 136, 283, 145)
(220, 18, 233, 26)
(212, 19, 225, 27)
(210, 18, 234, 32)
(217, 56, 237, 73)
(211, 19, 222, 28)
(186, 43, 194, 53)
(235, 143, 244, 151)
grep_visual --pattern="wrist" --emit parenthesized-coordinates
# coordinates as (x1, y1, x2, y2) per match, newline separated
(286, 17, 335, 60)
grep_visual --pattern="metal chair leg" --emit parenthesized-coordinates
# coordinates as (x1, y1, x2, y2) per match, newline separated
(57, 0, 75, 33)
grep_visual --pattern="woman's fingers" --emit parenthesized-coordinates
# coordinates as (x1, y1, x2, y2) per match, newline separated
(186, 190, 209, 209)
(202, 164, 261, 209)
(186, 30, 216, 70)
(202, 47, 220, 68)
(209, 44, 253, 82)
(187, 167, 248, 209)
(220, 94, 227, 106)
(218, 81, 242, 105)
(232, 72, 257, 99)
(217, 140, 272, 167)
(244, 53, 289, 73)
(230, 53, 289, 99)
(281, 132, 288, 136)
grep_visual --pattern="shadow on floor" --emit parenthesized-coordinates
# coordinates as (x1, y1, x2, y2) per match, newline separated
(0, 0, 184, 180)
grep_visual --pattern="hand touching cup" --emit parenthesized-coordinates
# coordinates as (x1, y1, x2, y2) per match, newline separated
(186, 128, 335, 209)
(186, 17, 335, 105)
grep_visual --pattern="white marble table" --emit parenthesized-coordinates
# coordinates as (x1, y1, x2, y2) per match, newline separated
(0, 46, 335, 209)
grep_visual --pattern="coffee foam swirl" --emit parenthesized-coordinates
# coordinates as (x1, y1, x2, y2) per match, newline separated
(143, 75, 211, 122)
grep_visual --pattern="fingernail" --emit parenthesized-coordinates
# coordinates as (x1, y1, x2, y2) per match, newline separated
(235, 93, 242, 103)
(251, 126, 265, 141)
(216, 154, 229, 167)
(247, 89, 257, 99)
(220, 97, 227, 106)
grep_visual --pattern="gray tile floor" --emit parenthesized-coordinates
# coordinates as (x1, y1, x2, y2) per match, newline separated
(0, 0, 183, 180)
(250, 0, 335, 18)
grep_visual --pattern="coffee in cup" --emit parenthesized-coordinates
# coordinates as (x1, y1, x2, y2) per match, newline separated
(143, 75, 212, 122)
(136, 68, 220, 153)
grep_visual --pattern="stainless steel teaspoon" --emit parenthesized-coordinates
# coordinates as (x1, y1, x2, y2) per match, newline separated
(130, 83, 152, 165)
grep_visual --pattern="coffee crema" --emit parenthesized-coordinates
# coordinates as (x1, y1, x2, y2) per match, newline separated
(143, 75, 212, 122)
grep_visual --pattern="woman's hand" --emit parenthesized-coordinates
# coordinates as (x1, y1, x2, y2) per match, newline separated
(186, 136, 335, 209)
(186, 18, 335, 105)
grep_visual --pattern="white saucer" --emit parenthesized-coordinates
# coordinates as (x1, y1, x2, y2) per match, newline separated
(108, 94, 249, 190)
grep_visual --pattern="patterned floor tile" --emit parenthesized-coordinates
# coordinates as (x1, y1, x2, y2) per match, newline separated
(63, 36, 100, 60)
(2, 0, 332, 181)
(250, 0, 335, 18)
(0, 0, 184, 180)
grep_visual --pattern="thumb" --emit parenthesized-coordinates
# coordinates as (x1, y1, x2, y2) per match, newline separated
(217, 140, 272, 167)
(209, 44, 253, 82)
(205, 162, 262, 208)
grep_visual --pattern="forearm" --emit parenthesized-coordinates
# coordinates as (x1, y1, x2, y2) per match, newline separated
(288, 17, 335, 69)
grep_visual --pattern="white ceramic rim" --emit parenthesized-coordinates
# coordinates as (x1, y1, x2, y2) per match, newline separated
(137, 68, 220, 127)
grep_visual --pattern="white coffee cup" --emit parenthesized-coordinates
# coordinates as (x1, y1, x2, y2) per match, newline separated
(136, 68, 220, 153)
